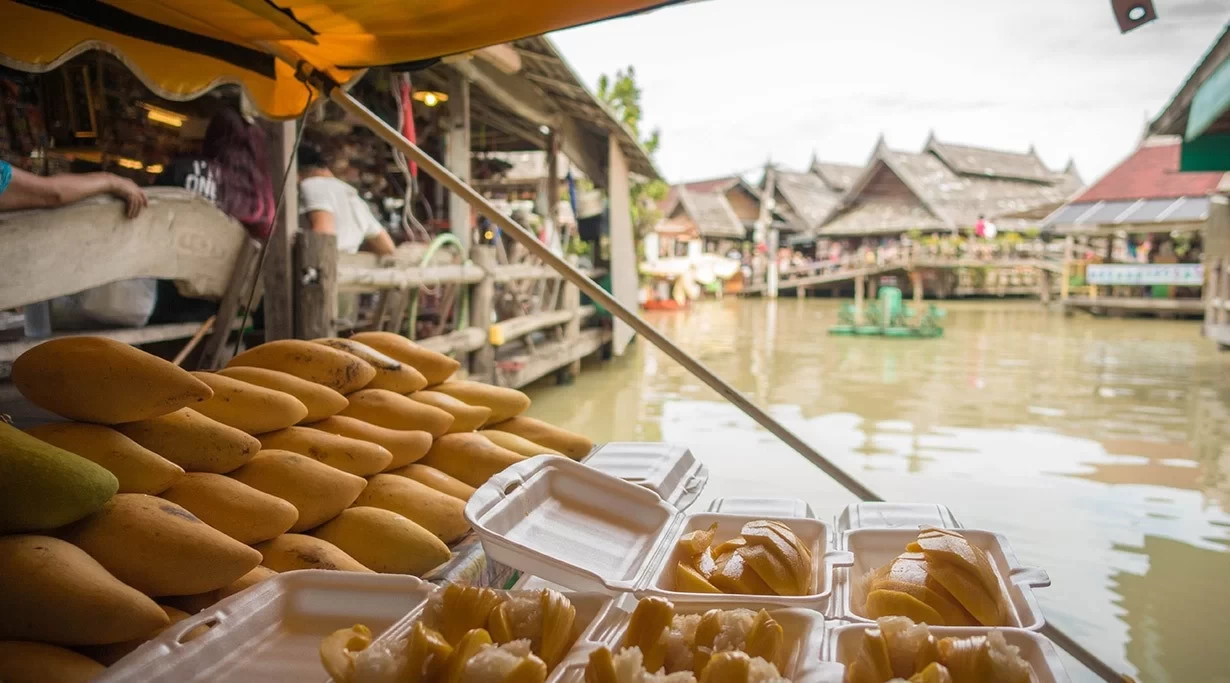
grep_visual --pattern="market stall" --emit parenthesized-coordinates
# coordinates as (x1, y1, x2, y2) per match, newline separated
(0, 2, 1129, 682)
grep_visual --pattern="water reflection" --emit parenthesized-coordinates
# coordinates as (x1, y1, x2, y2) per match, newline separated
(525, 299, 1230, 683)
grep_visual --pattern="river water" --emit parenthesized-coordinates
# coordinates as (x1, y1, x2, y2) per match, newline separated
(524, 299, 1230, 683)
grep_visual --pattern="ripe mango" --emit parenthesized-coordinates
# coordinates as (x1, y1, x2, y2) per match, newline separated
(485, 416, 593, 460)
(354, 474, 470, 543)
(313, 338, 428, 393)
(217, 366, 349, 423)
(340, 388, 454, 437)
(0, 535, 167, 645)
(865, 590, 944, 626)
(479, 429, 562, 457)
(226, 339, 376, 394)
(257, 426, 393, 476)
(24, 422, 182, 495)
(307, 416, 431, 470)
(228, 450, 367, 532)
(349, 331, 461, 386)
(388, 463, 477, 502)
(190, 371, 309, 434)
(10, 336, 212, 424)
(408, 391, 491, 433)
(312, 507, 451, 575)
(159, 473, 299, 544)
(60, 494, 262, 597)
(256, 534, 372, 573)
(0, 640, 106, 683)
(116, 407, 260, 474)
(0, 422, 118, 534)
(431, 380, 530, 425)
(419, 432, 526, 488)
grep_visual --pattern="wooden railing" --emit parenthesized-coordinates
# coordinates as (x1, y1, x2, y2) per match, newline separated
(297, 233, 609, 389)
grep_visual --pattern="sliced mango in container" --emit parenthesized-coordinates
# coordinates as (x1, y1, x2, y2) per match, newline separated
(677, 562, 723, 594)
(710, 550, 774, 595)
(865, 589, 944, 626)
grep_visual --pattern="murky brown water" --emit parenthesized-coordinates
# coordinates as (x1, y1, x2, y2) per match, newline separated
(525, 299, 1230, 683)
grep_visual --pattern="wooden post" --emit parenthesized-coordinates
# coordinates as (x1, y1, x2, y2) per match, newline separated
(469, 245, 496, 383)
(912, 270, 923, 304)
(261, 120, 297, 341)
(559, 255, 582, 382)
(868, 276, 878, 300)
(756, 165, 779, 299)
(446, 72, 472, 252)
(854, 272, 865, 324)
(546, 131, 561, 241)
(294, 231, 337, 339)
(607, 134, 637, 356)
(1038, 269, 1052, 304)
(1061, 235, 1074, 302)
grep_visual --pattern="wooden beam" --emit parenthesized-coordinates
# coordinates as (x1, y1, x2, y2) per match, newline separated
(337, 264, 486, 291)
(468, 245, 497, 381)
(451, 60, 560, 129)
(522, 72, 592, 97)
(417, 327, 487, 355)
(489, 305, 595, 346)
(469, 100, 546, 150)
(0, 323, 217, 364)
(446, 73, 472, 251)
(199, 237, 262, 369)
(607, 135, 636, 356)
(496, 328, 607, 389)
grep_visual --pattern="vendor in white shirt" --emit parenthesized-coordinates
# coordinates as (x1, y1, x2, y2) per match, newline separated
(297, 144, 396, 256)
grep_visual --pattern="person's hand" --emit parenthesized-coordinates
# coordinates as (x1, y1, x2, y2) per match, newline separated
(108, 175, 147, 218)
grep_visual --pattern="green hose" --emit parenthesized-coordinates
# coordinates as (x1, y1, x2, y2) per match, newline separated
(406, 233, 470, 340)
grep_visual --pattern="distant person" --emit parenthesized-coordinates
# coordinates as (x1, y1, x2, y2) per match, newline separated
(155, 106, 275, 238)
(297, 144, 395, 256)
(974, 215, 987, 238)
(0, 159, 146, 217)
(150, 106, 277, 324)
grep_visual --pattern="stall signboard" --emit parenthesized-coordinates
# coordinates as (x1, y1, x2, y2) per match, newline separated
(1086, 263, 1204, 286)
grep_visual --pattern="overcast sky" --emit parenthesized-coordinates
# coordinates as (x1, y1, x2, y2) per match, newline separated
(551, 0, 1230, 185)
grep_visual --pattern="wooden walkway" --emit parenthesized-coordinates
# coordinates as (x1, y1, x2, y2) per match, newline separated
(742, 256, 1063, 295)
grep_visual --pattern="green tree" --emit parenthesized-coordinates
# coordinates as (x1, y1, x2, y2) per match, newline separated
(597, 66, 668, 235)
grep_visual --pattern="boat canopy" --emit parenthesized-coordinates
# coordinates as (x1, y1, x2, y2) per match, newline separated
(0, 0, 679, 118)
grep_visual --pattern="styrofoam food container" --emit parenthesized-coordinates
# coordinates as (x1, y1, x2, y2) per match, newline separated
(838, 528, 1051, 630)
(465, 455, 853, 609)
(583, 442, 708, 510)
(827, 622, 1071, 683)
(98, 570, 432, 683)
(369, 588, 618, 683)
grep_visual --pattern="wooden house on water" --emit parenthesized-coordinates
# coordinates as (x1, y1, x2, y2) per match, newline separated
(652, 176, 787, 257)
(816, 133, 1083, 244)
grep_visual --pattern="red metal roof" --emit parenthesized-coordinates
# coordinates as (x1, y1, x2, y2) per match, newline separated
(1073, 140, 1223, 203)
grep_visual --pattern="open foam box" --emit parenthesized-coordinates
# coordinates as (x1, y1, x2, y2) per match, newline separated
(465, 453, 852, 610)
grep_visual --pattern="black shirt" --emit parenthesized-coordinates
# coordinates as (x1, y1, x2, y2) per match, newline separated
(154, 157, 218, 204)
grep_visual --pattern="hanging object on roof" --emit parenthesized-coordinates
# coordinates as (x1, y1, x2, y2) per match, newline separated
(1110, 0, 1157, 34)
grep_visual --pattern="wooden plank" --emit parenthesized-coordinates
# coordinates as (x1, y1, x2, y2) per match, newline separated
(468, 245, 497, 382)
(497, 328, 607, 389)
(446, 72, 472, 252)
(0, 189, 247, 310)
(417, 327, 487, 355)
(489, 305, 595, 346)
(199, 237, 261, 369)
(0, 323, 209, 364)
(337, 264, 487, 291)
(607, 135, 637, 356)
(1064, 297, 1205, 313)
(261, 119, 297, 341)
(294, 231, 338, 339)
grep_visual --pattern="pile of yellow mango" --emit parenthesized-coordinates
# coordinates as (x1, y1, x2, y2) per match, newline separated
(673, 521, 812, 597)
(844, 616, 1031, 683)
(0, 333, 592, 681)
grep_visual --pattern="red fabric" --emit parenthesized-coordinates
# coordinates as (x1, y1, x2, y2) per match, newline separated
(400, 79, 417, 178)
(1074, 142, 1223, 203)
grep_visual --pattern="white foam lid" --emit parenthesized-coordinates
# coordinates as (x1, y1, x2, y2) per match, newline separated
(98, 570, 432, 683)
(465, 456, 852, 608)
(582, 442, 708, 510)
(826, 623, 1071, 682)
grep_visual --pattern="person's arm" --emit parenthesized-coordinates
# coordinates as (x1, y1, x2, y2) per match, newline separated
(0, 166, 147, 218)
(364, 230, 396, 256)
(306, 210, 336, 235)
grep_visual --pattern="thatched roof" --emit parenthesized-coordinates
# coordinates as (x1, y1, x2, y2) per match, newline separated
(772, 169, 843, 233)
(810, 160, 863, 192)
(670, 187, 745, 239)
(818, 135, 1083, 237)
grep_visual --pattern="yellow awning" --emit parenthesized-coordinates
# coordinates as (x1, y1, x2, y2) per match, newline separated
(0, 0, 676, 118)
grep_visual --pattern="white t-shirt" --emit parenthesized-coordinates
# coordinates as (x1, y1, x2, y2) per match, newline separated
(299, 176, 387, 254)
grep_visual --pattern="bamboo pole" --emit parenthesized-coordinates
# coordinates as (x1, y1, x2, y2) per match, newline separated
(325, 86, 1126, 683)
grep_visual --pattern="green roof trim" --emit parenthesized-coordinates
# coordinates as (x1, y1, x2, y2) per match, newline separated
(1187, 58, 1230, 140)
(1180, 133, 1230, 172)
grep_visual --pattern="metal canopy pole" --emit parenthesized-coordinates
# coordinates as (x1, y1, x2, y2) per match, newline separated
(320, 82, 1126, 683)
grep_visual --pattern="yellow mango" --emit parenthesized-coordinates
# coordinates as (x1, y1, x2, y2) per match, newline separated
(312, 507, 451, 575)
(350, 331, 461, 386)
(709, 551, 774, 595)
(307, 416, 432, 470)
(116, 407, 260, 474)
(190, 371, 309, 434)
(865, 590, 945, 626)
(217, 366, 349, 423)
(79, 605, 207, 665)
(845, 630, 894, 683)
(227, 339, 375, 394)
(409, 390, 491, 433)
(388, 463, 477, 501)
(228, 450, 367, 532)
(313, 337, 428, 394)
(340, 388, 454, 437)
(24, 422, 183, 495)
(0, 641, 106, 683)
(159, 473, 299, 544)
(256, 534, 373, 573)
(676, 562, 722, 593)
(419, 432, 526, 488)
(60, 494, 262, 597)
(353, 474, 470, 543)
(479, 429, 562, 457)
(11, 336, 212, 424)
(257, 426, 393, 476)
(431, 380, 530, 425)
(485, 416, 593, 460)
(922, 560, 1006, 627)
